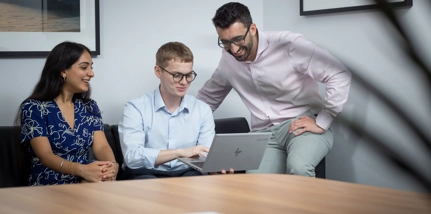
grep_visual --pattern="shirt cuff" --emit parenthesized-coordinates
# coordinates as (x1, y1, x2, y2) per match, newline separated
(315, 110, 334, 130)
(144, 149, 160, 169)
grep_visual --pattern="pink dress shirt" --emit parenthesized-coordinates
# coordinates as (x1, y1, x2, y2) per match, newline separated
(197, 29, 351, 131)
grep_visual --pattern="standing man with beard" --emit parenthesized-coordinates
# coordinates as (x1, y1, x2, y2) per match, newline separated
(197, 2, 352, 177)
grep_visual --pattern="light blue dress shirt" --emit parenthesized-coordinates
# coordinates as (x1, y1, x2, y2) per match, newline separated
(119, 88, 215, 171)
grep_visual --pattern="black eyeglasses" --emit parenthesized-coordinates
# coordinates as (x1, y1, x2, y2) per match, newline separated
(158, 66, 197, 83)
(218, 25, 251, 49)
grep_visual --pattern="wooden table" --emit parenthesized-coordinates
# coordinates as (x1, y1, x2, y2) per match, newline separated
(0, 174, 430, 213)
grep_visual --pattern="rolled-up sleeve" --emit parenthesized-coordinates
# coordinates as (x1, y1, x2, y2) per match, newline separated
(290, 36, 352, 130)
(119, 101, 160, 169)
(196, 102, 215, 148)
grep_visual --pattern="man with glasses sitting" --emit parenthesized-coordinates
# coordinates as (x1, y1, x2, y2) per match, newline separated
(197, 2, 352, 177)
(118, 42, 220, 179)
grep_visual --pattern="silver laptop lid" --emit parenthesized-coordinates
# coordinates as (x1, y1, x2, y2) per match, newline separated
(199, 132, 271, 172)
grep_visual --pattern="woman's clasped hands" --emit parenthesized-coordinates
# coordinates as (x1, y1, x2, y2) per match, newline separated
(79, 161, 119, 183)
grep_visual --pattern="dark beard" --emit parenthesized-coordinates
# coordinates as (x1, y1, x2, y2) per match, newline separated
(228, 39, 253, 62)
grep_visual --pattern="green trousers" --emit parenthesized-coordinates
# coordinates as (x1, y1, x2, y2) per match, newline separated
(247, 110, 333, 177)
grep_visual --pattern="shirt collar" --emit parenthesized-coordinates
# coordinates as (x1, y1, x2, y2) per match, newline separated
(255, 28, 268, 61)
(177, 96, 189, 114)
(153, 86, 190, 114)
(154, 87, 165, 111)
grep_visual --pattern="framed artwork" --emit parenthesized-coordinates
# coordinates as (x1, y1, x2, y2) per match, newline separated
(0, 0, 100, 57)
(300, 0, 413, 16)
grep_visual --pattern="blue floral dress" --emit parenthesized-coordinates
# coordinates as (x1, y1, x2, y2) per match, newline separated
(20, 99, 104, 185)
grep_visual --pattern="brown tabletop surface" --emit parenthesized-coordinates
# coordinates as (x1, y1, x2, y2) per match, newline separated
(0, 174, 430, 213)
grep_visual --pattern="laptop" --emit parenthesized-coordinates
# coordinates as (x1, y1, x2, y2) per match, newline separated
(178, 132, 271, 172)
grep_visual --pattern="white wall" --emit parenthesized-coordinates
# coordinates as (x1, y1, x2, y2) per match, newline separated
(1, 0, 430, 192)
(264, 0, 431, 192)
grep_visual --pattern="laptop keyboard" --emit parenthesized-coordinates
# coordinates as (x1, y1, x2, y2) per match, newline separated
(190, 161, 205, 168)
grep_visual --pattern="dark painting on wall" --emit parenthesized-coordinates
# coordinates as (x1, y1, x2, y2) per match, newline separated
(300, 0, 412, 16)
(0, 0, 99, 57)
(0, 0, 80, 32)
(43, 0, 81, 32)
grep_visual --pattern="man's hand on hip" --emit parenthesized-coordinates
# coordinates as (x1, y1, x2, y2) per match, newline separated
(289, 116, 324, 135)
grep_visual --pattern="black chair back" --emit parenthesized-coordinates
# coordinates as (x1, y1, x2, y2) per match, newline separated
(214, 117, 250, 134)
(109, 125, 124, 180)
(0, 126, 29, 187)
